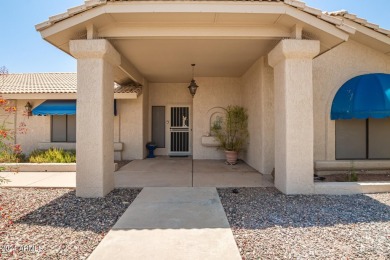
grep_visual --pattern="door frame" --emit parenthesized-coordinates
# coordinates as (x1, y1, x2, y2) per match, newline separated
(166, 104, 192, 156)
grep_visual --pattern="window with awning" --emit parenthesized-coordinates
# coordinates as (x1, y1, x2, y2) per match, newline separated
(331, 73, 390, 159)
(32, 100, 117, 143)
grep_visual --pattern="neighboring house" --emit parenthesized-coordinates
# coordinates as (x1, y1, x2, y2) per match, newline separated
(3, 0, 390, 197)
(0, 73, 141, 161)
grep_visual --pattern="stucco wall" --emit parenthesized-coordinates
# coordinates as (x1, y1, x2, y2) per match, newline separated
(261, 58, 275, 174)
(313, 40, 390, 161)
(15, 99, 50, 155)
(7, 99, 125, 157)
(119, 98, 144, 160)
(148, 83, 193, 155)
(241, 59, 262, 171)
(193, 77, 242, 160)
(241, 57, 274, 174)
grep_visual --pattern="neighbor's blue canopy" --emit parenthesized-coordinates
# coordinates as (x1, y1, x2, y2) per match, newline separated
(32, 99, 117, 116)
(331, 73, 390, 120)
(32, 100, 76, 116)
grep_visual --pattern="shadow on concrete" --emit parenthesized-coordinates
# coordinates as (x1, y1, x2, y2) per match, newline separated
(218, 187, 390, 229)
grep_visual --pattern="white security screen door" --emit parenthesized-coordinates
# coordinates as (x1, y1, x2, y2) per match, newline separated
(168, 106, 191, 156)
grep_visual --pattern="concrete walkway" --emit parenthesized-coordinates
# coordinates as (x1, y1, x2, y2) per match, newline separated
(116, 159, 273, 188)
(1, 159, 273, 188)
(88, 187, 241, 260)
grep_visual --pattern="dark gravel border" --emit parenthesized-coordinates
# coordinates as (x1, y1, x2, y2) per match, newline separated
(0, 188, 141, 259)
(218, 187, 390, 259)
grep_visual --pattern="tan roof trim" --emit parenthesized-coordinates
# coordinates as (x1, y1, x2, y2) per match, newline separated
(328, 10, 390, 37)
(36, 0, 358, 37)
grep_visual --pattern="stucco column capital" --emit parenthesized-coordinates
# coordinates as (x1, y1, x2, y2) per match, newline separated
(70, 39, 121, 66)
(268, 39, 320, 68)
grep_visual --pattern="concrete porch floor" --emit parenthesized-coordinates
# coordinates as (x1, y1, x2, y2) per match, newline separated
(115, 157, 274, 188)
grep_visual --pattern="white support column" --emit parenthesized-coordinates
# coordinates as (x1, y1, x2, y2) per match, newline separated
(70, 39, 121, 198)
(268, 39, 320, 194)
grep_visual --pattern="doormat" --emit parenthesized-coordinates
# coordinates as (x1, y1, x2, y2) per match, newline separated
(169, 155, 189, 158)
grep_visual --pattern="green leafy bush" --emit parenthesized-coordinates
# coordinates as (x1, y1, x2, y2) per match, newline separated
(211, 105, 249, 152)
(0, 150, 26, 163)
(28, 148, 76, 163)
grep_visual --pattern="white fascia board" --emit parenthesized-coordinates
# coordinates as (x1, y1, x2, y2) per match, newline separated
(285, 7, 351, 41)
(39, 2, 352, 42)
(39, 6, 105, 38)
(49, 12, 70, 24)
(35, 21, 52, 31)
(2, 93, 77, 100)
(105, 1, 286, 14)
(343, 19, 390, 46)
(67, 5, 88, 17)
(39, 2, 286, 38)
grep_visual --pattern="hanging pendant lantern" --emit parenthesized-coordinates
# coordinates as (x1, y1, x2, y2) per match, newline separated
(188, 64, 199, 98)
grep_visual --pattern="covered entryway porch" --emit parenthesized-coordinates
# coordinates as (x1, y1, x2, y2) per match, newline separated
(115, 158, 274, 188)
(36, 1, 354, 197)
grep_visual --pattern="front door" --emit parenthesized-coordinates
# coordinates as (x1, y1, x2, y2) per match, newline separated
(168, 105, 191, 156)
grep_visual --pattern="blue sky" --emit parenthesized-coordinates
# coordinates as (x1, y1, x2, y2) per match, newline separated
(1, 0, 389, 73)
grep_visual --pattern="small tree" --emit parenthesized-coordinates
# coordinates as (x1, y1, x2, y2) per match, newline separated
(211, 105, 249, 152)
(0, 67, 27, 185)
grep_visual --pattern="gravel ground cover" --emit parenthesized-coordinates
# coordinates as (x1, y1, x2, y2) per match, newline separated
(115, 160, 132, 170)
(218, 187, 390, 259)
(0, 188, 141, 259)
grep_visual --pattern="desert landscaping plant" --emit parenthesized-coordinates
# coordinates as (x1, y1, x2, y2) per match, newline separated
(347, 163, 359, 182)
(211, 105, 249, 164)
(28, 148, 76, 163)
(0, 67, 27, 185)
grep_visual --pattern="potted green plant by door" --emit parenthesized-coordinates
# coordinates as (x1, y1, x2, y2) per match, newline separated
(211, 105, 249, 164)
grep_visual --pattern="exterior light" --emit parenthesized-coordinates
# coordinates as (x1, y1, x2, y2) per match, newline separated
(188, 64, 199, 98)
(25, 102, 32, 117)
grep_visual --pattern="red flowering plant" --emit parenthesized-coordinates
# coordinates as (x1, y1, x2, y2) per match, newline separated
(0, 67, 27, 185)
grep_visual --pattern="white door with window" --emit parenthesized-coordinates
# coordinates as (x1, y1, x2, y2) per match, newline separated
(166, 105, 192, 156)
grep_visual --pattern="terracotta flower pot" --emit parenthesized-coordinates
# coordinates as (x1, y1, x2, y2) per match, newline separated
(225, 150, 238, 165)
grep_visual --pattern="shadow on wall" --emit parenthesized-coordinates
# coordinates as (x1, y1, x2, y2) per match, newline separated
(218, 187, 390, 229)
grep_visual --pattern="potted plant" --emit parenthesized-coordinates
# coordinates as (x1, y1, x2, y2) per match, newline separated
(211, 105, 249, 164)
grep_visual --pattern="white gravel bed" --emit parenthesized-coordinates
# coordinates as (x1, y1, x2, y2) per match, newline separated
(218, 187, 390, 260)
(0, 188, 141, 259)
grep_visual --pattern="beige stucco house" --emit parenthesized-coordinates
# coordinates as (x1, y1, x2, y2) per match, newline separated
(1, 0, 390, 197)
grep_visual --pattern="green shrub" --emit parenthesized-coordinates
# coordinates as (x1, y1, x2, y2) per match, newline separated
(211, 105, 249, 152)
(28, 148, 76, 163)
(0, 150, 26, 163)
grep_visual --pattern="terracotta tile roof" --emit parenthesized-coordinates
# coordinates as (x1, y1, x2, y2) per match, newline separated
(0, 73, 139, 95)
(0, 73, 76, 94)
(35, 0, 389, 39)
(114, 85, 142, 95)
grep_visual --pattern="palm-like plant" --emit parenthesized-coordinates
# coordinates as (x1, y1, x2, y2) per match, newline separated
(211, 105, 249, 152)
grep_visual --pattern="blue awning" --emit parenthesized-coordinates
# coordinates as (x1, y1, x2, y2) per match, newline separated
(32, 100, 76, 116)
(331, 73, 390, 120)
(32, 100, 117, 116)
